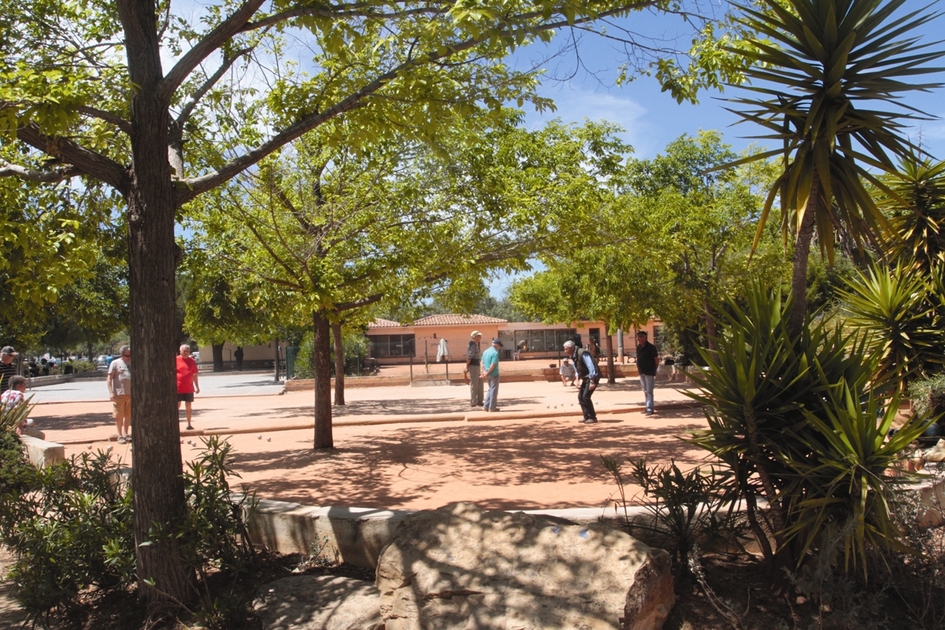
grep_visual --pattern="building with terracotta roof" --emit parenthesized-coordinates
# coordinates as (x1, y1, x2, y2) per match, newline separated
(367, 314, 662, 364)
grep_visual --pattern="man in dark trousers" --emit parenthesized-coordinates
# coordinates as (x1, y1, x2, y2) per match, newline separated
(563, 339, 599, 424)
(635, 331, 659, 415)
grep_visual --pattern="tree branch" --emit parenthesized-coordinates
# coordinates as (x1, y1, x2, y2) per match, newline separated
(159, 0, 267, 102)
(175, 47, 255, 129)
(15, 123, 128, 192)
(77, 106, 132, 135)
(0, 161, 82, 183)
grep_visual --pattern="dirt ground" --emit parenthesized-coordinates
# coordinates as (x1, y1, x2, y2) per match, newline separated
(29, 375, 709, 511)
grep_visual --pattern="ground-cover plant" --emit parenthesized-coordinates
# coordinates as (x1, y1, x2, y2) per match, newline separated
(601, 456, 743, 581)
(0, 432, 259, 628)
(687, 285, 928, 577)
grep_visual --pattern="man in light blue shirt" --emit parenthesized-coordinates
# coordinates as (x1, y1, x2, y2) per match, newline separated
(480, 338, 503, 412)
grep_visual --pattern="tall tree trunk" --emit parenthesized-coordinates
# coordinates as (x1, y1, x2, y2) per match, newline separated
(604, 322, 616, 385)
(332, 321, 345, 406)
(787, 175, 820, 337)
(703, 299, 718, 354)
(313, 310, 333, 449)
(212, 343, 224, 372)
(118, 0, 192, 604)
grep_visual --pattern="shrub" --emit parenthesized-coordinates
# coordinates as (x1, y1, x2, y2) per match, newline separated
(602, 456, 743, 580)
(0, 431, 258, 627)
(687, 285, 928, 577)
(907, 373, 945, 420)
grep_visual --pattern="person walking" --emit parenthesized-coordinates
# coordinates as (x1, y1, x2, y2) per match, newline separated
(480, 338, 503, 412)
(107, 346, 132, 443)
(465, 330, 483, 408)
(234, 346, 244, 371)
(563, 339, 599, 423)
(635, 331, 659, 415)
(177, 344, 201, 431)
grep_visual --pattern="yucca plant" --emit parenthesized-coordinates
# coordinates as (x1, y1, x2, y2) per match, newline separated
(840, 263, 945, 389)
(878, 156, 945, 275)
(688, 284, 911, 574)
(781, 386, 929, 579)
(723, 0, 945, 335)
(0, 394, 34, 434)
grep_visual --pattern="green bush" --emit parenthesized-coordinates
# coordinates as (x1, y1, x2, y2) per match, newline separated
(907, 373, 945, 420)
(294, 329, 372, 379)
(0, 431, 258, 626)
(602, 456, 743, 580)
(687, 285, 928, 578)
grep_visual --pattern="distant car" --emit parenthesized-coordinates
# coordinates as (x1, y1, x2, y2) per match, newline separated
(96, 355, 114, 371)
(192, 351, 200, 363)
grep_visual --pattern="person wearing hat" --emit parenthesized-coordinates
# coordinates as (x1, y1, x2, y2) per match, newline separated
(480, 338, 503, 412)
(465, 331, 484, 408)
(0, 346, 18, 393)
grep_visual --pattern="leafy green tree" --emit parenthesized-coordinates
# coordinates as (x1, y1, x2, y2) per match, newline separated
(0, 0, 756, 604)
(623, 132, 785, 353)
(725, 0, 945, 335)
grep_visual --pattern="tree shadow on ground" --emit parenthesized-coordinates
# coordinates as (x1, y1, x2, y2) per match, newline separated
(228, 417, 709, 511)
(31, 411, 113, 431)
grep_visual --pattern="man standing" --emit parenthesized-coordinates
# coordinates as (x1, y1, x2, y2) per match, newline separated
(107, 345, 132, 443)
(0, 346, 18, 393)
(635, 331, 659, 415)
(563, 340, 599, 424)
(177, 344, 201, 431)
(480, 338, 503, 412)
(234, 346, 244, 371)
(465, 331, 483, 408)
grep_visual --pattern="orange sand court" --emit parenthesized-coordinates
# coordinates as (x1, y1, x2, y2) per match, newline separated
(29, 373, 711, 512)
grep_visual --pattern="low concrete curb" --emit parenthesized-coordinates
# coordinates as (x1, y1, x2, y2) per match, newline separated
(245, 497, 652, 570)
(244, 475, 945, 571)
(19, 435, 65, 467)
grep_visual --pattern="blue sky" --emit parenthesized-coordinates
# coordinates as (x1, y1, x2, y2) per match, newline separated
(487, 1, 945, 296)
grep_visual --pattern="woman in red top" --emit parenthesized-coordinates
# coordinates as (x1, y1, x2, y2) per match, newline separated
(177, 344, 200, 431)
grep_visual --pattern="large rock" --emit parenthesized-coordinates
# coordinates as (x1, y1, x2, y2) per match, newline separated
(376, 502, 674, 630)
(254, 574, 383, 630)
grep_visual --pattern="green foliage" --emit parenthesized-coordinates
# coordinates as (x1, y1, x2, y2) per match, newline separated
(841, 264, 945, 388)
(0, 393, 34, 433)
(0, 450, 135, 620)
(907, 373, 945, 420)
(177, 436, 257, 578)
(878, 155, 945, 275)
(687, 284, 926, 577)
(602, 456, 743, 579)
(726, 0, 945, 263)
(0, 434, 258, 623)
(293, 328, 371, 379)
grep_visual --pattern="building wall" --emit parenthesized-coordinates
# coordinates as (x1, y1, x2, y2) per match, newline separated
(367, 320, 663, 365)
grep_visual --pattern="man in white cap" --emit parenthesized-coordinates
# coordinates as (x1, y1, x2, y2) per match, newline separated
(480, 338, 503, 412)
(0, 346, 18, 393)
(465, 331, 483, 408)
(563, 338, 599, 424)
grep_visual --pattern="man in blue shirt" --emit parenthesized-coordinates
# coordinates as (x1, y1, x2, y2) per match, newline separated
(480, 338, 503, 412)
(563, 339, 599, 424)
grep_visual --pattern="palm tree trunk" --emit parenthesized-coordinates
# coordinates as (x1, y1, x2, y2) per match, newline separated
(787, 175, 821, 337)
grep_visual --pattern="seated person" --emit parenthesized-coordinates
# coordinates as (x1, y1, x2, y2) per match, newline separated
(559, 358, 577, 386)
(1, 376, 43, 438)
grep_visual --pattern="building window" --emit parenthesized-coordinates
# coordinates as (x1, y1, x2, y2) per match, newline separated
(370, 334, 415, 358)
(501, 329, 576, 353)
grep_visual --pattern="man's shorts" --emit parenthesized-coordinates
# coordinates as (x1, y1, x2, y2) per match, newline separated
(112, 395, 131, 421)
(177, 393, 194, 403)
